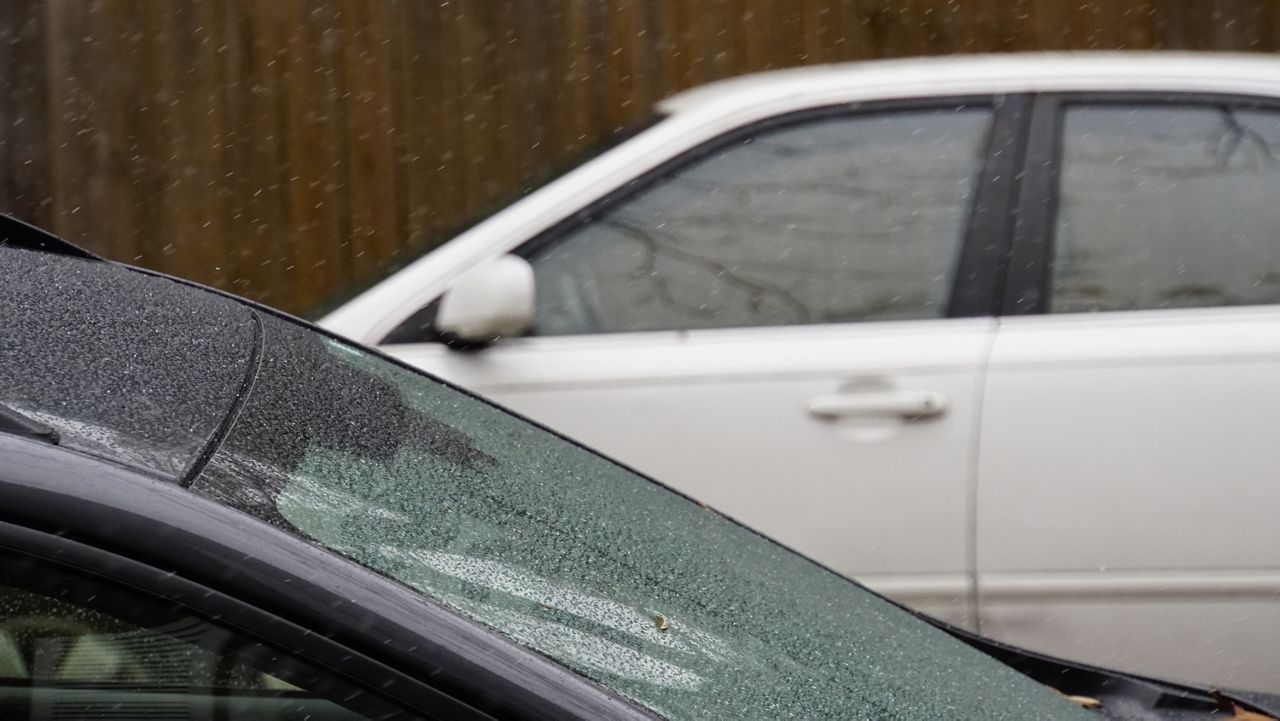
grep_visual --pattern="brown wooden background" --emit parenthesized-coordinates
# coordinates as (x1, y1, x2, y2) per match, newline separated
(1, 1, 1278, 315)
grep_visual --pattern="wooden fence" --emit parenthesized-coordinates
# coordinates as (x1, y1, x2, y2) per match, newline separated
(2, 0, 1278, 315)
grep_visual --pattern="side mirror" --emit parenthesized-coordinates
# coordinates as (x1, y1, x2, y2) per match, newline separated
(434, 255, 535, 347)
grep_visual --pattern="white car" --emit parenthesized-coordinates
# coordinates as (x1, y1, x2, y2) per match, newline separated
(321, 53, 1280, 693)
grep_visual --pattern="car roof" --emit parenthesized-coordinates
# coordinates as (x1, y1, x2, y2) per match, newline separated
(0, 244, 257, 482)
(658, 52, 1280, 117)
(321, 51, 1280, 343)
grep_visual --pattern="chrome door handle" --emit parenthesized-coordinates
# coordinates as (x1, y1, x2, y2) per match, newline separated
(808, 389, 949, 420)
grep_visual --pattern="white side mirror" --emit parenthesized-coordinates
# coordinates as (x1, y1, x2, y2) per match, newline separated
(434, 255, 535, 345)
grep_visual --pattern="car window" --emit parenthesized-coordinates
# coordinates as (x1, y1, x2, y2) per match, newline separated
(1051, 103, 1280, 313)
(0, 552, 418, 721)
(191, 313, 1087, 720)
(522, 106, 994, 335)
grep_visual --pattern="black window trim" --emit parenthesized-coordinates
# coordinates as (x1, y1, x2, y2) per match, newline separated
(0, 434, 658, 721)
(0, 535, 460, 719)
(0, 522, 472, 720)
(950, 93, 1032, 318)
(1002, 90, 1280, 316)
(385, 94, 1031, 344)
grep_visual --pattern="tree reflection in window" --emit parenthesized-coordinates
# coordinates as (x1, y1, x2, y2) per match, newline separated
(530, 108, 994, 335)
(1052, 104, 1280, 313)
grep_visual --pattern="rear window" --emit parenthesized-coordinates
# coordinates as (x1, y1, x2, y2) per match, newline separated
(191, 313, 1086, 720)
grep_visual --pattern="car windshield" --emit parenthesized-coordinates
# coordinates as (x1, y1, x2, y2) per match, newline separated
(190, 313, 1086, 720)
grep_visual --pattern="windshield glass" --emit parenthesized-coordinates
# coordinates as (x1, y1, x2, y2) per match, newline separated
(191, 314, 1085, 720)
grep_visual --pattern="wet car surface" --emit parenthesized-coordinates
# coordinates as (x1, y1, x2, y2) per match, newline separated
(0, 229, 1276, 720)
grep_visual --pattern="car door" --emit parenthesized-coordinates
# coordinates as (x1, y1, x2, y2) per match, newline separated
(384, 98, 1025, 628)
(977, 94, 1280, 692)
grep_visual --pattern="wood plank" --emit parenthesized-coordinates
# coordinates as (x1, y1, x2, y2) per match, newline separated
(275, 0, 351, 310)
(337, 0, 400, 283)
(153, 1, 229, 290)
(0, 1, 52, 229)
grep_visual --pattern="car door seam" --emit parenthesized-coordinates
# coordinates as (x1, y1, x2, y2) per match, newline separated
(967, 318, 1000, 634)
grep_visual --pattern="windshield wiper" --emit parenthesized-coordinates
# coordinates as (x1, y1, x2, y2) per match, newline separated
(0, 403, 59, 445)
(927, 613, 1280, 719)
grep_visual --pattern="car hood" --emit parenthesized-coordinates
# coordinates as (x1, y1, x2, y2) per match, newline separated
(941, 618, 1280, 720)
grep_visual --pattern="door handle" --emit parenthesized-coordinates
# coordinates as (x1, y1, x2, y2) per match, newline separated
(808, 389, 949, 421)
